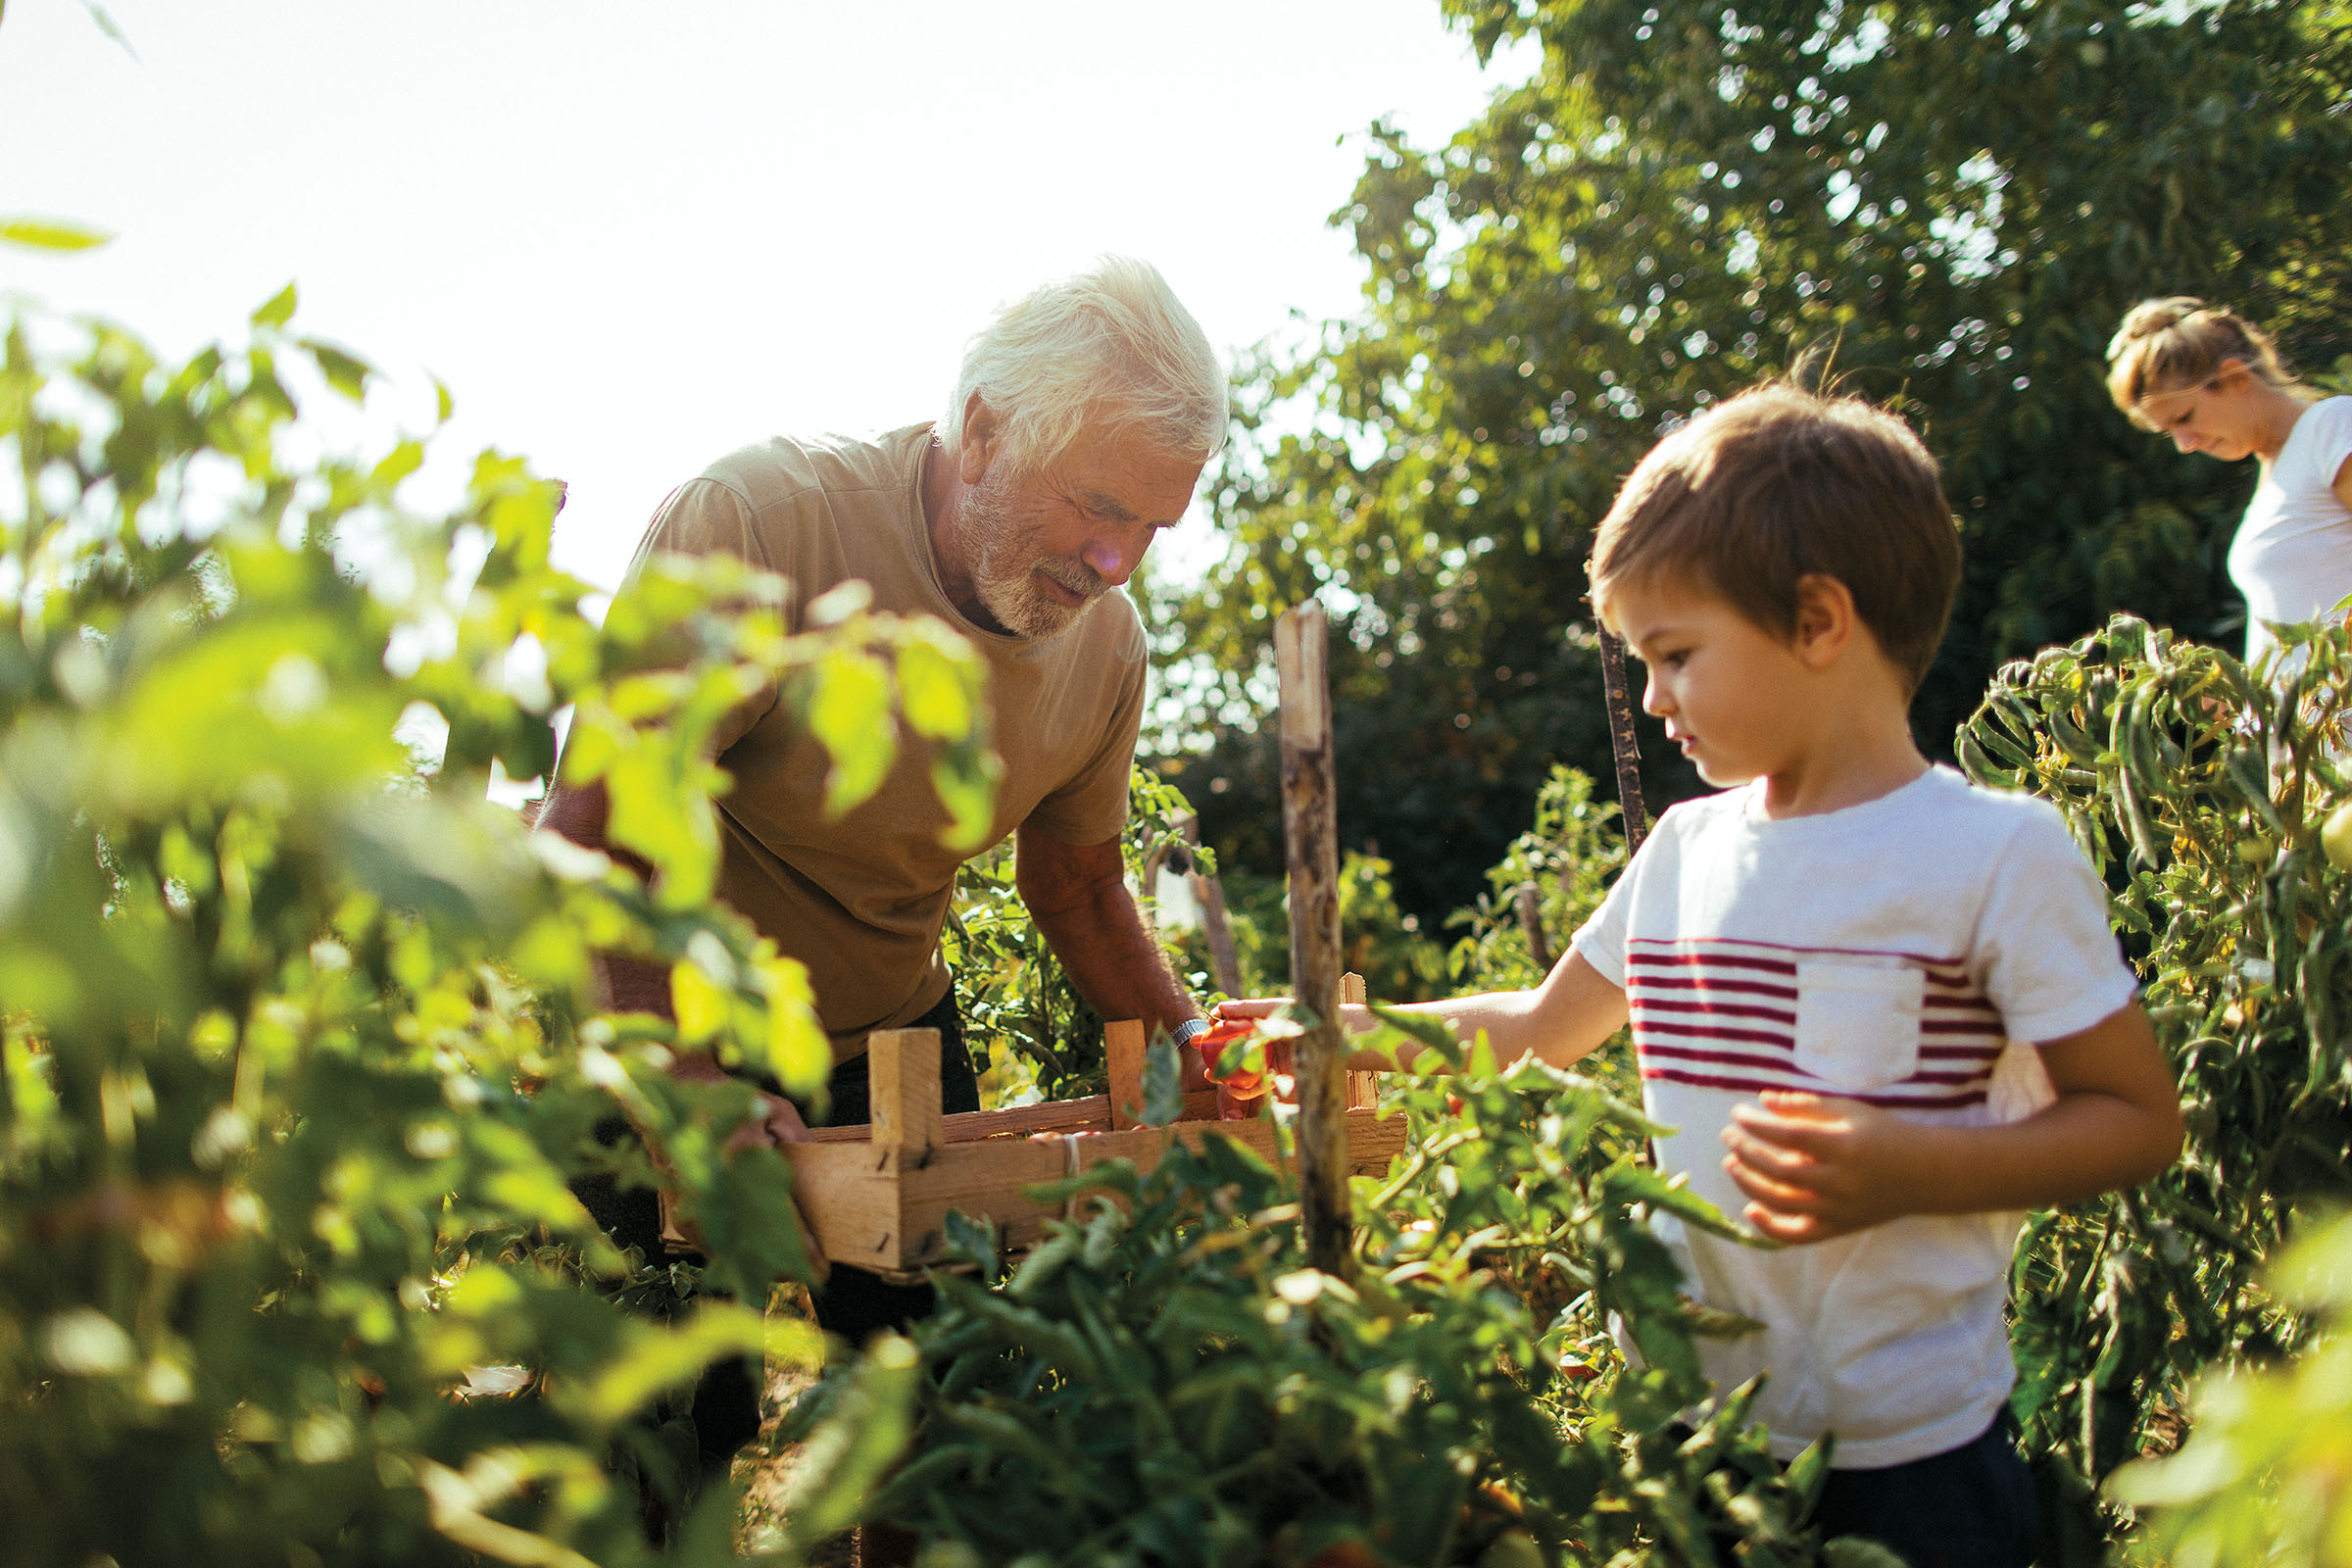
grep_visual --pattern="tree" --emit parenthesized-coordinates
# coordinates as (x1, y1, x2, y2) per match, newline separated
(1153, 0, 2352, 923)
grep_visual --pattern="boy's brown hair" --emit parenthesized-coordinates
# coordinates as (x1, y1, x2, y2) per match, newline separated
(1588, 383, 1961, 691)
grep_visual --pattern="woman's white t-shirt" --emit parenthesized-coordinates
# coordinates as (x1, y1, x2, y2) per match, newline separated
(2228, 395, 2352, 668)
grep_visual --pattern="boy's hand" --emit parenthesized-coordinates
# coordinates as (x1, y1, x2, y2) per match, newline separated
(1720, 1092, 1925, 1244)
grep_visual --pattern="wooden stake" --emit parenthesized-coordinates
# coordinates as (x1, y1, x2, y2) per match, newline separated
(1597, 629, 1651, 854)
(1514, 881, 1555, 971)
(1182, 814, 1245, 999)
(1276, 602, 1350, 1280)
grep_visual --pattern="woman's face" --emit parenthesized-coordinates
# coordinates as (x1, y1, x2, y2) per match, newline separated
(2135, 361, 2265, 462)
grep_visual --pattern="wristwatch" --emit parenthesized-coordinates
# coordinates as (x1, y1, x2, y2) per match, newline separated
(1169, 1016, 1213, 1050)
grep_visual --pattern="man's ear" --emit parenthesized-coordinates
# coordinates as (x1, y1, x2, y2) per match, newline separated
(958, 395, 1001, 484)
(1791, 573, 1857, 668)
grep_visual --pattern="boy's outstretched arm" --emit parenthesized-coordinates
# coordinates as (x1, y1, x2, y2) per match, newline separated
(1719, 1002, 2182, 1244)
(1213, 950, 1630, 1074)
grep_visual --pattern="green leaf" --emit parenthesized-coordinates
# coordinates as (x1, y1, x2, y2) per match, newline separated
(897, 634, 976, 742)
(0, 217, 112, 253)
(807, 648, 896, 815)
(670, 957, 730, 1045)
(1142, 1032, 1184, 1126)
(250, 281, 298, 328)
(304, 338, 371, 401)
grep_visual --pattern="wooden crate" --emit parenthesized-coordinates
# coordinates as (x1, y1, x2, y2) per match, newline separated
(790, 1018, 1405, 1279)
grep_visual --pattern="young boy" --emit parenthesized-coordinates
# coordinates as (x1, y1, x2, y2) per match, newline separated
(1219, 384, 2181, 1566)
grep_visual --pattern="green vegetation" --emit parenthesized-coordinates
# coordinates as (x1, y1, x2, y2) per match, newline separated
(0, 286, 989, 1565)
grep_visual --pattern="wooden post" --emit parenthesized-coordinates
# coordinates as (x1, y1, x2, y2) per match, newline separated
(1104, 1017, 1148, 1129)
(1276, 603, 1350, 1280)
(1342, 972, 1374, 1110)
(1597, 629, 1652, 854)
(1514, 881, 1554, 971)
(868, 1028, 942, 1154)
(1182, 815, 1246, 1000)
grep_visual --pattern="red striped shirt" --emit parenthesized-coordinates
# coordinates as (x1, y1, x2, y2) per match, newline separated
(1625, 936, 2007, 1109)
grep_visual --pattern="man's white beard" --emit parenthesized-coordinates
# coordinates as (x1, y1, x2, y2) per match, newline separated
(962, 470, 1108, 639)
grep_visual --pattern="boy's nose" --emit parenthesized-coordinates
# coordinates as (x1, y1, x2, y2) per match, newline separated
(1642, 670, 1671, 715)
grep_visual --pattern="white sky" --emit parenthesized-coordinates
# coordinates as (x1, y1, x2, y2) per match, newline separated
(1, 1, 1531, 591)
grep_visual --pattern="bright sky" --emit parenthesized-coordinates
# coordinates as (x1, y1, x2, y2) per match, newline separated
(1, 1, 1531, 591)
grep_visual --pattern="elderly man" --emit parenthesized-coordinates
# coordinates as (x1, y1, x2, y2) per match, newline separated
(540, 256, 1227, 1501)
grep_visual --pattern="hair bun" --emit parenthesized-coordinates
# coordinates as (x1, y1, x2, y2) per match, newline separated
(2117, 295, 2207, 342)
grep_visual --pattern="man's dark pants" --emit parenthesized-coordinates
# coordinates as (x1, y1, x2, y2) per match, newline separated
(572, 994, 980, 1483)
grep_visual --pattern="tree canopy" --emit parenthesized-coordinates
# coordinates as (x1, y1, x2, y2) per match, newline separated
(1153, 0, 2352, 923)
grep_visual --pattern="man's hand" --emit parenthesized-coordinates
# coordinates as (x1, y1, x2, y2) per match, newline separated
(732, 1089, 813, 1152)
(1720, 1092, 1924, 1245)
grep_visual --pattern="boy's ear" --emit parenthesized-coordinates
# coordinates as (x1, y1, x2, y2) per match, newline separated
(1791, 573, 1857, 668)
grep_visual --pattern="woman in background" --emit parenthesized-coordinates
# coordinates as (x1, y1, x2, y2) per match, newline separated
(2108, 297, 2352, 670)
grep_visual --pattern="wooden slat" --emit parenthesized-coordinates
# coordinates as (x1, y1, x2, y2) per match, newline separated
(803, 1088, 1225, 1146)
(869, 1028, 940, 1152)
(1342, 972, 1377, 1110)
(1104, 1018, 1147, 1130)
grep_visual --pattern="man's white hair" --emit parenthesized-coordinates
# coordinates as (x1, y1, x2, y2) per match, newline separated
(941, 256, 1229, 471)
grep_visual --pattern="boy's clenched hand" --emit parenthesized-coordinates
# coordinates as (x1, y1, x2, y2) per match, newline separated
(1719, 1092, 1925, 1244)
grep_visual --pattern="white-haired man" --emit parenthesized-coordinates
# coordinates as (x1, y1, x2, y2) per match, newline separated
(540, 257, 1227, 1503)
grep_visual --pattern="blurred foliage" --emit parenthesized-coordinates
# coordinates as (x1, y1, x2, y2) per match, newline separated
(1958, 614, 2352, 1531)
(0, 286, 993, 1564)
(1152, 0, 2352, 927)
(2109, 1206, 2352, 1567)
(791, 1025, 1898, 1567)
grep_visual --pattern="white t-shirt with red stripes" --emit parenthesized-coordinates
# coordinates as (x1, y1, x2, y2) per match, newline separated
(1570, 764, 2139, 1467)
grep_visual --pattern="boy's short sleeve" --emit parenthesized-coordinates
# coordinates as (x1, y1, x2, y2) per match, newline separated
(1974, 804, 2140, 1045)
(1569, 866, 1634, 989)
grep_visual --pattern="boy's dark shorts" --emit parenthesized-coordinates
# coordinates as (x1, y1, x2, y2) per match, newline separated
(1810, 1410, 2037, 1568)
(1670, 1408, 2035, 1568)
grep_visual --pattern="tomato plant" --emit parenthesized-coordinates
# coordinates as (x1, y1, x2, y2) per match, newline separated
(1959, 613, 2352, 1499)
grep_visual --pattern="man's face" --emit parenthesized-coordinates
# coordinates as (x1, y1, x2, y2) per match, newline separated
(956, 425, 1204, 639)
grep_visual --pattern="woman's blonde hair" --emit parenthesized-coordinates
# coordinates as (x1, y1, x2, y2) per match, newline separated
(941, 256, 1228, 472)
(2106, 297, 2308, 429)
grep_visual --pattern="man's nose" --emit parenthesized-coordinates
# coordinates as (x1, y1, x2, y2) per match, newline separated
(1081, 525, 1151, 587)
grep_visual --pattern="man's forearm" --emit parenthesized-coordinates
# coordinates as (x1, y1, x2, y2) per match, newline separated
(1029, 881, 1198, 1037)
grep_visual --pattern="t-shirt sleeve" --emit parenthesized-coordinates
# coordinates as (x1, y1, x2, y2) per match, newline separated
(2306, 399, 2352, 478)
(615, 477, 786, 758)
(1018, 647, 1147, 845)
(1569, 855, 1637, 989)
(1973, 803, 2140, 1044)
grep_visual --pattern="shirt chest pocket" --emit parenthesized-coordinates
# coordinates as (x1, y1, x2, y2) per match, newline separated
(1792, 960, 1924, 1092)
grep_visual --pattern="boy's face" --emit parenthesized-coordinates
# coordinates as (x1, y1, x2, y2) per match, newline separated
(1610, 573, 1813, 789)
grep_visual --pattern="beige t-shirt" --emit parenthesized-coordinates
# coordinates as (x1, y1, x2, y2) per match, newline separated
(619, 422, 1148, 1055)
